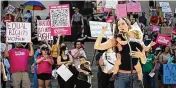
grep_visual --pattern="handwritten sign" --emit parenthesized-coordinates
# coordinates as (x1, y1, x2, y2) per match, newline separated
(151, 25, 160, 32)
(156, 34, 171, 45)
(6, 22, 31, 42)
(159, 2, 172, 12)
(116, 4, 127, 19)
(49, 4, 71, 36)
(6, 4, 15, 14)
(37, 20, 53, 41)
(127, 2, 141, 12)
(89, 21, 113, 38)
(163, 64, 176, 84)
(161, 27, 172, 36)
(105, 0, 117, 9)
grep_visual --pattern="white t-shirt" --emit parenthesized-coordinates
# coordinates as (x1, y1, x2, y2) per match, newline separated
(102, 52, 117, 73)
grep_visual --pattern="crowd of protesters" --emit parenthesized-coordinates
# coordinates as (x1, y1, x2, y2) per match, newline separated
(1, 1, 176, 88)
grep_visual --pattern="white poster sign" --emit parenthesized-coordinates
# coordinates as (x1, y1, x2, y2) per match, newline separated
(105, 0, 117, 9)
(56, 64, 73, 82)
(89, 21, 113, 38)
(6, 22, 31, 42)
(159, 2, 172, 12)
(37, 20, 53, 41)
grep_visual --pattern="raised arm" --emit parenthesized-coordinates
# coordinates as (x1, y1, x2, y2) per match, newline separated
(29, 42, 34, 56)
(94, 26, 115, 50)
(56, 35, 60, 47)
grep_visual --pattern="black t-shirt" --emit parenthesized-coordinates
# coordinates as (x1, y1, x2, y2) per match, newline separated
(117, 34, 143, 71)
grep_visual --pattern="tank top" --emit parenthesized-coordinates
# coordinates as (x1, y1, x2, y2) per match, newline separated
(114, 34, 143, 71)
(51, 45, 59, 58)
(60, 55, 69, 62)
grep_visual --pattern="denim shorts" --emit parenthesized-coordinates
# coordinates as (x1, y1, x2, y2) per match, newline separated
(114, 72, 143, 88)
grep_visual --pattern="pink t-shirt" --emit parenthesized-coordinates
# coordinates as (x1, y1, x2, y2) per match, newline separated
(37, 55, 53, 74)
(8, 48, 30, 73)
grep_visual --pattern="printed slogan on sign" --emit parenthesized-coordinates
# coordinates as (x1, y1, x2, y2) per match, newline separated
(6, 22, 31, 42)
(49, 4, 71, 36)
(163, 64, 176, 84)
(37, 20, 53, 41)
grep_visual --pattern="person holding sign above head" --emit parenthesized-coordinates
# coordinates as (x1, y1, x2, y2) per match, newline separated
(36, 46, 54, 88)
(46, 34, 61, 70)
(4, 41, 34, 88)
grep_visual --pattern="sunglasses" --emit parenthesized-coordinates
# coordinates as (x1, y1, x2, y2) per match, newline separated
(41, 47, 49, 51)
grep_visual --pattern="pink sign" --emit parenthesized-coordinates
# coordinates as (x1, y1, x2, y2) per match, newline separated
(116, 4, 127, 19)
(156, 34, 171, 45)
(106, 16, 114, 23)
(127, 2, 142, 12)
(151, 25, 160, 32)
(103, 8, 112, 12)
(49, 4, 71, 36)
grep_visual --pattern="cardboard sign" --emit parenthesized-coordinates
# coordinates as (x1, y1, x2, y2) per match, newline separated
(37, 20, 53, 41)
(0, 43, 12, 52)
(156, 34, 171, 45)
(116, 4, 127, 19)
(127, 2, 141, 12)
(6, 4, 15, 14)
(163, 64, 176, 84)
(89, 21, 114, 38)
(151, 25, 160, 32)
(6, 22, 31, 42)
(159, 2, 172, 12)
(161, 27, 172, 36)
(49, 4, 71, 36)
(105, 0, 117, 9)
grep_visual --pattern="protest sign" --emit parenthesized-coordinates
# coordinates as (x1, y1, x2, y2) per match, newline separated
(161, 27, 172, 36)
(159, 2, 172, 12)
(156, 34, 171, 46)
(116, 4, 127, 19)
(6, 4, 16, 14)
(89, 21, 113, 38)
(164, 12, 172, 18)
(126, 2, 141, 12)
(49, 4, 71, 36)
(163, 64, 176, 84)
(37, 20, 53, 41)
(105, 0, 117, 9)
(6, 22, 31, 42)
(57, 64, 73, 82)
(0, 43, 12, 52)
(151, 25, 160, 32)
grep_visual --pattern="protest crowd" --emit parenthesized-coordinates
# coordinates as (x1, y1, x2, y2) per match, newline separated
(1, 1, 176, 88)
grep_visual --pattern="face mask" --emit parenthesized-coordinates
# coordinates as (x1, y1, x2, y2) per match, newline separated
(65, 50, 68, 55)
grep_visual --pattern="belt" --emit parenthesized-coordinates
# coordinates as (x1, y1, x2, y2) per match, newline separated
(119, 70, 137, 74)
